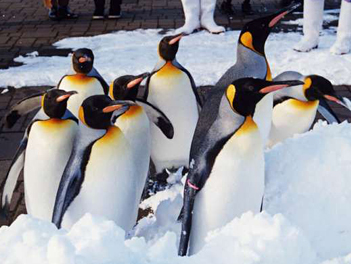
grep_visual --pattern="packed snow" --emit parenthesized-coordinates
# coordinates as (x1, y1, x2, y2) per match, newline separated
(1, 121, 351, 263)
(1, 11, 351, 88)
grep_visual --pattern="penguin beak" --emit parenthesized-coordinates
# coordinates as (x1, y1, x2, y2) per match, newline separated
(102, 104, 123, 113)
(268, 2, 301, 27)
(169, 34, 183, 45)
(56, 91, 78, 102)
(324, 95, 350, 109)
(127, 73, 150, 89)
(259, 80, 304, 93)
(78, 55, 92, 63)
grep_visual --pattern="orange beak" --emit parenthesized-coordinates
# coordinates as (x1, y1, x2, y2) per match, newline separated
(269, 11, 288, 27)
(56, 91, 77, 102)
(78, 56, 91, 63)
(324, 95, 342, 104)
(169, 35, 182, 45)
(102, 104, 123, 113)
(127, 77, 144, 89)
(259, 84, 288, 93)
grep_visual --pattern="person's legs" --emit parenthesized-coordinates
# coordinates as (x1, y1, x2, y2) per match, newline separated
(109, 0, 122, 17)
(330, 0, 351, 55)
(175, 0, 201, 34)
(242, 0, 253, 15)
(294, 0, 324, 52)
(221, 0, 235, 16)
(200, 0, 225, 33)
(94, 0, 105, 16)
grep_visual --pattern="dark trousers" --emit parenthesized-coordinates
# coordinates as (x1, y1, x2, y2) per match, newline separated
(51, 0, 69, 8)
(94, 0, 122, 15)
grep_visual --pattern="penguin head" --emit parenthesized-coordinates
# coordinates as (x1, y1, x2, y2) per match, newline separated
(79, 95, 136, 129)
(302, 75, 345, 105)
(42, 90, 77, 118)
(72, 48, 94, 74)
(109, 72, 150, 101)
(158, 34, 182, 61)
(226, 78, 304, 116)
(239, 2, 301, 55)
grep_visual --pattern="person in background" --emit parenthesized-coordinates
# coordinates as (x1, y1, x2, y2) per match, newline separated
(221, 0, 254, 16)
(93, 0, 122, 19)
(43, 0, 78, 20)
(294, 0, 351, 55)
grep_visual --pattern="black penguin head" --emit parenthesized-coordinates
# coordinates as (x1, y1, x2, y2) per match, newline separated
(72, 48, 94, 74)
(239, 2, 301, 55)
(42, 90, 77, 118)
(158, 34, 182, 61)
(226, 78, 304, 116)
(303, 75, 342, 103)
(79, 95, 135, 130)
(109, 72, 150, 101)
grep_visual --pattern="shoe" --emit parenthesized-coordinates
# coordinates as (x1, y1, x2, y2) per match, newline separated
(58, 7, 78, 19)
(93, 15, 105, 19)
(108, 11, 121, 19)
(48, 7, 61, 21)
(242, 1, 254, 15)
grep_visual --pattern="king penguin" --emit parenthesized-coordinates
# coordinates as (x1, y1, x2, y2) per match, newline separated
(52, 95, 142, 231)
(57, 48, 109, 117)
(0, 89, 78, 221)
(202, 3, 302, 146)
(143, 34, 202, 178)
(109, 73, 174, 201)
(267, 71, 351, 147)
(178, 78, 304, 256)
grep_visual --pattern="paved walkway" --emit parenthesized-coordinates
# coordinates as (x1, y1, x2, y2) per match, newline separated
(0, 0, 347, 226)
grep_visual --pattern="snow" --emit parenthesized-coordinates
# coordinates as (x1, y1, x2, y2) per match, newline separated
(1, 13, 351, 88)
(2, 122, 351, 263)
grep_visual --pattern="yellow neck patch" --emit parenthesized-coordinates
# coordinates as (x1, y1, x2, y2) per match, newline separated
(79, 106, 88, 126)
(226, 84, 236, 110)
(109, 83, 115, 100)
(289, 99, 319, 110)
(303, 77, 312, 93)
(155, 61, 182, 77)
(265, 59, 272, 81)
(240, 32, 256, 53)
(118, 105, 142, 120)
(236, 116, 258, 136)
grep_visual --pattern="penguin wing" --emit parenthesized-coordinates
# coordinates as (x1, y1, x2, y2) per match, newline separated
(2, 90, 46, 128)
(178, 114, 245, 256)
(318, 99, 341, 124)
(52, 141, 95, 228)
(88, 67, 109, 95)
(172, 60, 203, 108)
(135, 98, 174, 139)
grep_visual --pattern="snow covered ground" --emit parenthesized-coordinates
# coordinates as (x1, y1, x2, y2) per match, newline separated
(0, 11, 351, 88)
(1, 121, 351, 263)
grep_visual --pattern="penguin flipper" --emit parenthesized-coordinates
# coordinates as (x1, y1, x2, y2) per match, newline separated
(88, 67, 109, 95)
(0, 134, 28, 219)
(172, 60, 203, 108)
(318, 99, 341, 124)
(135, 99, 174, 139)
(52, 144, 93, 228)
(2, 91, 46, 128)
(142, 71, 157, 101)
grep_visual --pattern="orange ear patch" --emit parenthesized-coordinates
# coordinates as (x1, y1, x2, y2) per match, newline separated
(240, 32, 255, 52)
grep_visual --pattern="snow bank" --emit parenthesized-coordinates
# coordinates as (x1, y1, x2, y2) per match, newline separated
(1, 14, 351, 88)
(2, 122, 351, 263)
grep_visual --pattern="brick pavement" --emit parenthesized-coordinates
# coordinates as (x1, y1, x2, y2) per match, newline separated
(0, 0, 347, 226)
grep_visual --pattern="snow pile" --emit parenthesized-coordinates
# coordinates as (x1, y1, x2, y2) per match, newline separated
(1, 16, 351, 88)
(2, 122, 351, 263)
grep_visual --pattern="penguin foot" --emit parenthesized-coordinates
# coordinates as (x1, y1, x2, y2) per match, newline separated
(293, 37, 319, 52)
(330, 37, 351, 55)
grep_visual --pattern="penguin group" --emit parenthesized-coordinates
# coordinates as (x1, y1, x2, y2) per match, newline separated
(1, 2, 351, 258)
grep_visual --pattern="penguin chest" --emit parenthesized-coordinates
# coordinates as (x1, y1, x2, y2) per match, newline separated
(268, 99, 319, 147)
(190, 118, 264, 254)
(59, 75, 104, 116)
(115, 106, 151, 195)
(24, 119, 77, 221)
(148, 63, 199, 170)
(63, 126, 138, 231)
(253, 93, 273, 146)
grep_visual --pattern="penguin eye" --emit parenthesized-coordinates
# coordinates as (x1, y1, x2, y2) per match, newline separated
(248, 85, 254, 91)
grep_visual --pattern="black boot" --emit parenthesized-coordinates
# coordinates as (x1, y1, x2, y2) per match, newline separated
(58, 6, 78, 19)
(48, 7, 61, 21)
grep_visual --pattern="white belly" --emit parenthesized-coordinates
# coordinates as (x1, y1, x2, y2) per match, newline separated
(253, 93, 273, 146)
(267, 99, 319, 148)
(148, 67, 199, 172)
(115, 105, 151, 199)
(59, 75, 104, 117)
(62, 127, 138, 232)
(189, 121, 264, 255)
(24, 119, 77, 221)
